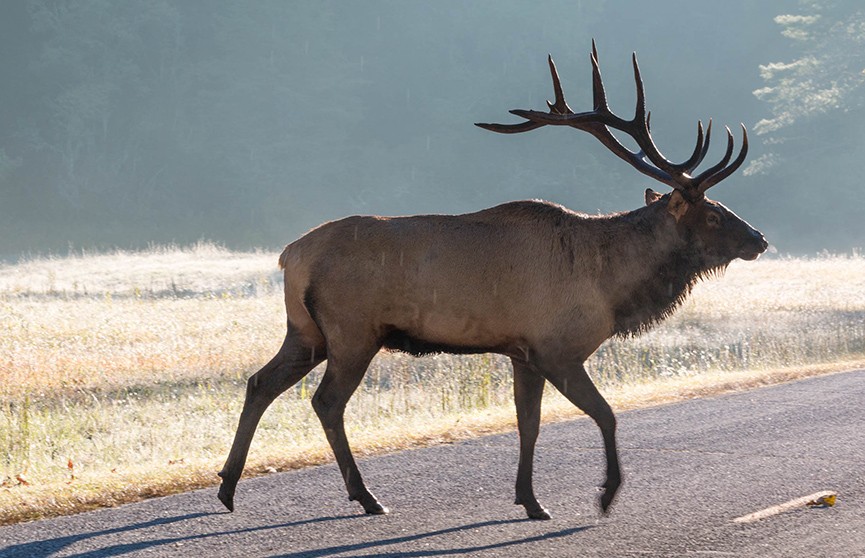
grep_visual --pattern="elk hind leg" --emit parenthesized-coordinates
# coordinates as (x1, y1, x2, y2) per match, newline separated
(512, 358, 551, 520)
(543, 361, 621, 514)
(218, 333, 324, 512)
(311, 345, 386, 515)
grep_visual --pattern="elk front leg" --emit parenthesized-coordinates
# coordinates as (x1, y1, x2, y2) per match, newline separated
(311, 348, 387, 515)
(543, 360, 622, 514)
(512, 358, 551, 520)
(218, 338, 323, 512)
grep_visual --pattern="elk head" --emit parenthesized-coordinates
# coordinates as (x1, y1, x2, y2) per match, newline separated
(476, 41, 768, 267)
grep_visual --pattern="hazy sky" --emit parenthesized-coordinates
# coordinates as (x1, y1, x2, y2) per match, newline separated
(1, 0, 862, 257)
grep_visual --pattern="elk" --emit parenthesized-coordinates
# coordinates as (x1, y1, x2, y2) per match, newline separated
(218, 42, 767, 520)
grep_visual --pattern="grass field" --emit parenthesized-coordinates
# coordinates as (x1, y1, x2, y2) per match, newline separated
(1, 243, 864, 524)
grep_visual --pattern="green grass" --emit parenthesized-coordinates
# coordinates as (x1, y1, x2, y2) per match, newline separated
(1, 244, 864, 524)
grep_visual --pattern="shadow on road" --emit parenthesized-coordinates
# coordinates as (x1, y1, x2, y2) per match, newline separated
(2, 511, 593, 558)
(0, 512, 355, 558)
(270, 519, 595, 558)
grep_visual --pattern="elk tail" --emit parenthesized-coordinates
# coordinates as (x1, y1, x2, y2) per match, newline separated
(278, 244, 292, 270)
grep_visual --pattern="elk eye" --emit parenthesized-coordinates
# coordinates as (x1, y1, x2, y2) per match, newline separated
(707, 212, 722, 226)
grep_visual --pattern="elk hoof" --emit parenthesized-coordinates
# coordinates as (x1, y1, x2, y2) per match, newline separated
(598, 492, 613, 515)
(364, 501, 390, 515)
(597, 480, 620, 515)
(516, 496, 551, 520)
(526, 506, 552, 520)
(352, 491, 389, 515)
(218, 483, 235, 512)
(217, 470, 237, 511)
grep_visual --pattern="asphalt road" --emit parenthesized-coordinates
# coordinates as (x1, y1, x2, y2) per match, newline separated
(2, 369, 864, 557)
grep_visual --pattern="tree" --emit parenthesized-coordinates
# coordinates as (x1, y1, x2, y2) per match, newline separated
(747, 0, 865, 175)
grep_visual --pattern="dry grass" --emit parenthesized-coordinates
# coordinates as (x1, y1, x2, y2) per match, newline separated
(1, 245, 864, 525)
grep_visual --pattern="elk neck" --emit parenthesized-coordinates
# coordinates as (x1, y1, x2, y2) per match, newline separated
(581, 199, 719, 337)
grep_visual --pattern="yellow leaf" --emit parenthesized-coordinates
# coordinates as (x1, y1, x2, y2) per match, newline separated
(806, 494, 837, 507)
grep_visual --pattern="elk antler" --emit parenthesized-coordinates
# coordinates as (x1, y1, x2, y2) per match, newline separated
(476, 41, 748, 201)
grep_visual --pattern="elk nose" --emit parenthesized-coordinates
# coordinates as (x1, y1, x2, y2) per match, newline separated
(755, 233, 769, 252)
(748, 227, 768, 252)
(739, 228, 768, 261)
(746, 223, 769, 252)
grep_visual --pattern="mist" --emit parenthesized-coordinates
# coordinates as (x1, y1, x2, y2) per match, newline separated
(1, 0, 863, 258)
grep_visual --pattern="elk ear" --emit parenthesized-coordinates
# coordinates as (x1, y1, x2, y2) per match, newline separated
(666, 190, 690, 222)
(645, 188, 663, 206)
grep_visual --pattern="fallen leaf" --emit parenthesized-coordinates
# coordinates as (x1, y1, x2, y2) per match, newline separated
(806, 494, 837, 507)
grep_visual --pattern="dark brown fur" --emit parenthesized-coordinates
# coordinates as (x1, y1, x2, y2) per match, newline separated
(217, 190, 767, 519)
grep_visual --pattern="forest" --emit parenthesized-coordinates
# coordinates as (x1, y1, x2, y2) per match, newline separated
(1, 0, 863, 257)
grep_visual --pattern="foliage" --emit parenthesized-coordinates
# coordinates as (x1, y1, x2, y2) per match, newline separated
(747, 0, 865, 175)
(738, 0, 865, 252)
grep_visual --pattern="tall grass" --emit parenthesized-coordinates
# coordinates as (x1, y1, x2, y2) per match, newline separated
(1, 244, 864, 523)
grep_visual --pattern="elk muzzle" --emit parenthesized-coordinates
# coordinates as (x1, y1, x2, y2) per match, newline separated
(738, 226, 769, 261)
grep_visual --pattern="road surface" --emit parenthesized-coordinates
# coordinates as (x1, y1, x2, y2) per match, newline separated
(2, 369, 864, 557)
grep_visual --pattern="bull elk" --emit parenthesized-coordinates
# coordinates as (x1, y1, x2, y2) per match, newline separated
(218, 42, 767, 519)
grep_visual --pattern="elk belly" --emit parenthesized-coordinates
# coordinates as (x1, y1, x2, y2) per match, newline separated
(381, 301, 507, 357)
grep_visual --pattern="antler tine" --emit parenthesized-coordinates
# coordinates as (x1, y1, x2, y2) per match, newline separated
(686, 119, 712, 173)
(680, 120, 706, 173)
(631, 53, 647, 123)
(693, 125, 734, 184)
(644, 113, 708, 178)
(546, 55, 573, 115)
(475, 54, 572, 133)
(624, 54, 687, 180)
(590, 42, 608, 111)
(696, 124, 748, 193)
(650, 118, 710, 177)
(474, 119, 546, 134)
